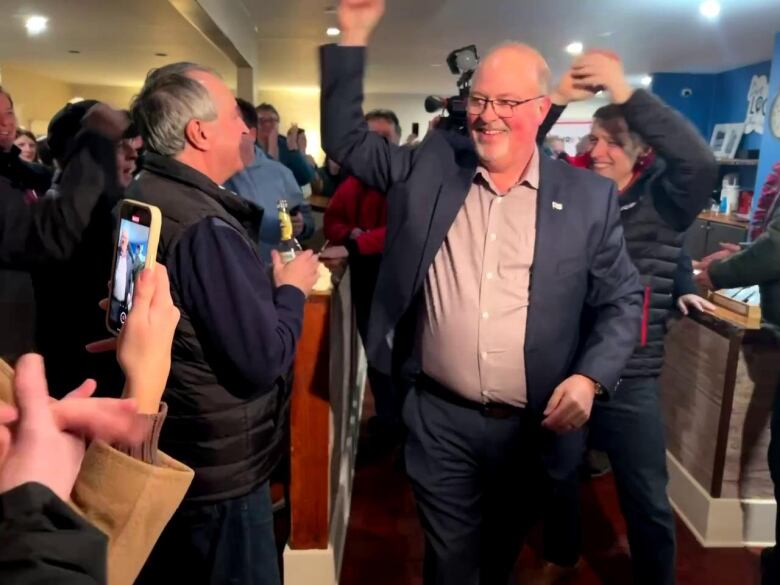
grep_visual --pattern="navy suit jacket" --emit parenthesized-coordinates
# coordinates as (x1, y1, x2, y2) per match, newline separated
(320, 44, 642, 414)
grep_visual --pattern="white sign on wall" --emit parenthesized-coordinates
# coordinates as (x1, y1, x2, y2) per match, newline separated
(549, 121, 593, 156)
(745, 74, 770, 135)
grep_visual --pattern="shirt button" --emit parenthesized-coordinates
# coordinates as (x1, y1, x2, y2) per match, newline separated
(481, 352, 488, 359)
(490, 233, 497, 241)
(486, 272, 494, 280)
(496, 198, 503, 205)
(482, 312, 490, 320)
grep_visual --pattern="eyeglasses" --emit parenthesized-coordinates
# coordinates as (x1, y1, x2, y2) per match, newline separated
(466, 95, 545, 118)
(258, 117, 279, 125)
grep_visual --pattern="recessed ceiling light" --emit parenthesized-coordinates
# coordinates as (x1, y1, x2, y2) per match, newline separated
(155, 52, 168, 57)
(699, 0, 721, 19)
(25, 15, 48, 35)
(565, 42, 584, 56)
(326, 27, 340, 37)
(641, 75, 653, 87)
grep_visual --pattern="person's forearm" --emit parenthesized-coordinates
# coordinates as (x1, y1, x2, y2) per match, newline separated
(621, 90, 716, 229)
(536, 104, 567, 146)
(710, 230, 780, 288)
(320, 44, 413, 194)
(178, 220, 307, 393)
(575, 186, 643, 389)
(673, 251, 698, 299)
(0, 131, 121, 268)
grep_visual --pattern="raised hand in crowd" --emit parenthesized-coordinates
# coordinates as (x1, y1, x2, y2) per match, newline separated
(338, 0, 386, 46)
(117, 266, 180, 414)
(286, 124, 301, 151)
(551, 64, 599, 106)
(82, 102, 131, 142)
(570, 50, 634, 104)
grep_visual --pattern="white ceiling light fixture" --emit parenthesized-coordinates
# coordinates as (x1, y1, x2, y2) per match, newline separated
(25, 15, 48, 35)
(326, 27, 340, 37)
(566, 42, 584, 56)
(699, 0, 721, 19)
(641, 75, 653, 87)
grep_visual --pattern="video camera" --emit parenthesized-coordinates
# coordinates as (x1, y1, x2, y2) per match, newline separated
(425, 45, 479, 135)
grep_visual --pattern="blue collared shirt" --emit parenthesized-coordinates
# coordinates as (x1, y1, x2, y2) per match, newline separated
(225, 146, 315, 263)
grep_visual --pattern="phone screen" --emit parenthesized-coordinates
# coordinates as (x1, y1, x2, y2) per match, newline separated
(107, 207, 152, 333)
(412, 122, 420, 135)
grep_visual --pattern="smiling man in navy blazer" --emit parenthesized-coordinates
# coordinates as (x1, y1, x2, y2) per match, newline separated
(323, 1, 643, 583)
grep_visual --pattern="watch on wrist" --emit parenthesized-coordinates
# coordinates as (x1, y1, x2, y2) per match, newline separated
(593, 380, 610, 401)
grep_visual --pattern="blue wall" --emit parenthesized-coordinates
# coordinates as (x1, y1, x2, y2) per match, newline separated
(712, 61, 772, 151)
(651, 73, 715, 140)
(754, 33, 780, 216)
(653, 61, 772, 151)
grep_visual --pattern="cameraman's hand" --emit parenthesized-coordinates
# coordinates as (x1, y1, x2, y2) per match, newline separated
(339, 0, 385, 46)
(118, 266, 180, 414)
(272, 250, 320, 297)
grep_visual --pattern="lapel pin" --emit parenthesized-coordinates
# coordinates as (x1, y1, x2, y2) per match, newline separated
(552, 201, 563, 211)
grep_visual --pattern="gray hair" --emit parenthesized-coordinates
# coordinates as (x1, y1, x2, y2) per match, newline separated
(131, 62, 219, 156)
(480, 42, 551, 95)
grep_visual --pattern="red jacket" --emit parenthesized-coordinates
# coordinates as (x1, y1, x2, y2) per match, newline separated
(323, 176, 387, 256)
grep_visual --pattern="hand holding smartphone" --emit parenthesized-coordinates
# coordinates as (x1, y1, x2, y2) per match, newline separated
(106, 200, 162, 335)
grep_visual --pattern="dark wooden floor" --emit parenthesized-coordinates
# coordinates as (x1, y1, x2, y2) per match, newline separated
(340, 396, 762, 585)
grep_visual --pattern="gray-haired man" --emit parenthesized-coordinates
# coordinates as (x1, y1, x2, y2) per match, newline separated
(128, 62, 320, 585)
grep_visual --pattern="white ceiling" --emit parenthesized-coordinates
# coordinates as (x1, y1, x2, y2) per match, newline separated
(0, 0, 235, 88)
(252, 0, 780, 94)
(1, 0, 779, 95)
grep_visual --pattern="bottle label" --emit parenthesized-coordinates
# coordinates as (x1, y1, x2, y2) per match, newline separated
(280, 249, 296, 264)
(279, 213, 293, 241)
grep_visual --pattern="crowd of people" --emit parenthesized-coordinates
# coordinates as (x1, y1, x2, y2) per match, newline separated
(0, 0, 779, 584)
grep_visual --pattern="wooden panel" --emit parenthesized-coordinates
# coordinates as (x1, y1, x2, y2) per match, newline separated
(660, 318, 731, 495)
(711, 333, 742, 497)
(720, 340, 780, 499)
(289, 293, 332, 550)
(684, 218, 709, 260)
(706, 223, 747, 257)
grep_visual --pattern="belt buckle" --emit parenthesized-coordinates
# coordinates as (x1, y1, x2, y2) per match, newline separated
(481, 403, 512, 419)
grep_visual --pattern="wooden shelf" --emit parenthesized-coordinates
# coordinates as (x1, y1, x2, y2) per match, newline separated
(717, 159, 759, 166)
(698, 210, 749, 228)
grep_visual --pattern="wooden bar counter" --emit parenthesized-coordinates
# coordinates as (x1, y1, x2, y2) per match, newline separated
(283, 267, 368, 585)
(660, 307, 780, 546)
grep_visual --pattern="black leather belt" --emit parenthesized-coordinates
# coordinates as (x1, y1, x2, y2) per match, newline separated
(417, 373, 527, 419)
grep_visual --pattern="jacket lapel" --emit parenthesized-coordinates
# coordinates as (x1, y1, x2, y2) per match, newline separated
(413, 146, 477, 291)
(525, 154, 563, 358)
